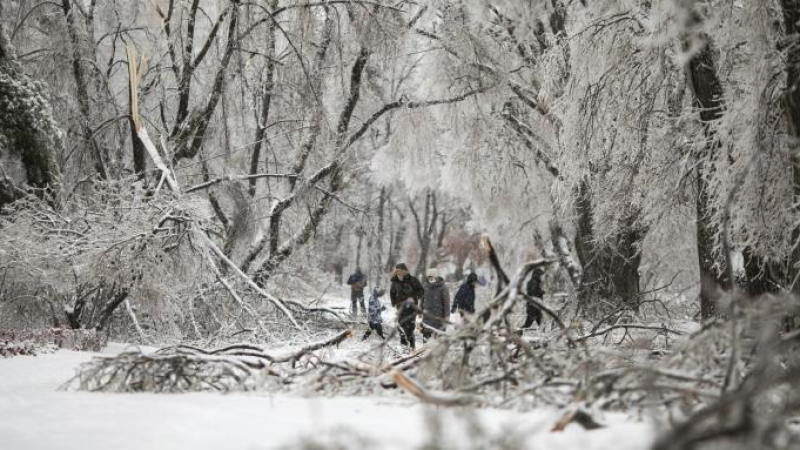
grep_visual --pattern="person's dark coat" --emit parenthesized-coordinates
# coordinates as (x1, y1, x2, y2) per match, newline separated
(526, 270, 544, 298)
(390, 274, 424, 308)
(451, 281, 476, 314)
(421, 277, 450, 329)
(522, 269, 544, 328)
(347, 270, 366, 295)
(397, 299, 417, 348)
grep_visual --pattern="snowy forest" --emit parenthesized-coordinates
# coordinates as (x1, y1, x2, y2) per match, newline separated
(2, 0, 800, 448)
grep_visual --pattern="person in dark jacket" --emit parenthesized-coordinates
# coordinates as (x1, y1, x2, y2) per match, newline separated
(451, 272, 485, 361)
(389, 263, 424, 349)
(362, 287, 386, 340)
(347, 268, 366, 317)
(451, 273, 482, 316)
(520, 268, 545, 331)
(420, 268, 450, 342)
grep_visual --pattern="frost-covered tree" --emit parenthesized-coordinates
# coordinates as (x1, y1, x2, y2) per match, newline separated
(0, 1, 61, 208)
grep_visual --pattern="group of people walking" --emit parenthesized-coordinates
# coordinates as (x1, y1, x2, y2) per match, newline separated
(348, 263, 546, 350)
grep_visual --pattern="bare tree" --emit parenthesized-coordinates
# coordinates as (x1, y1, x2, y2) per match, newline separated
(60, 0, 108, 179)
(409, 189, 438, 277)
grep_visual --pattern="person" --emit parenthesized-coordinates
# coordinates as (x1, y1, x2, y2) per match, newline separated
(450, 272, 484, 363)
(363, 287, 387, 340)
(389, 263, 424, 349)
(451, 272, 482, 317)
(420, 268, 450, 342)
(520, 268, 545, 331)
(346, 268, 366, 317)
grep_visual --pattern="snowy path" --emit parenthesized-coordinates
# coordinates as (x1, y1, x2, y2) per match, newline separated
(0, 346, 654, 450)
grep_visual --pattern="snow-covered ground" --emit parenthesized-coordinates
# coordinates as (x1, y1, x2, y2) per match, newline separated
(0, 344, 655, 450)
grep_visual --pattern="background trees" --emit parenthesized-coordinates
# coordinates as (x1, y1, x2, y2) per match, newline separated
(3, 0, 800, 336)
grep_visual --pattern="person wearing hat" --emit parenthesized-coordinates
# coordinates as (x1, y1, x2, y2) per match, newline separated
(363, 287, 387, 340)
(451, 272, 484, 317)
(420, 268, 450, 342)
(520, 267, 545, 332)
(389, 263, 424, 349)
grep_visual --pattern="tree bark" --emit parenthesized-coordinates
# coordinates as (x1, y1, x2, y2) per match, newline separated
(171, 0, 201, 137)
(574, 181, 600, 303)
(374, 187, 386, 282)
(410, 190, 438, 277)
(248, 8, 277, 197)
(574, 181, 643, 311)
(386, 206, 407, 271)
(685, 33, 729, 318)
(780, 0, 800, 294)
(61, 0, 108, 179)
(173, 2, 239, 163)
(355, 227, 364, 269)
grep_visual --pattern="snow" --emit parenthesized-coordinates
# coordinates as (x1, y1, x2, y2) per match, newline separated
(0, 346, 655, 450)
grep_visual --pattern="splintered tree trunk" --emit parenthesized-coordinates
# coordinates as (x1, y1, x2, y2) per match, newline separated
(686, 36, 730, 318)
(128, 54, 147, 180)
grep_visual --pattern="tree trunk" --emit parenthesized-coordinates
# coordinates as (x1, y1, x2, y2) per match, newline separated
(685, 35, 730, 318)
(574, 180, 604, 304)
(411, 190, 438, 277)
(374, 187, 386, 283)
(609, 217, 644, 310)
(355, 228, 364, 269)
(780, 0, 800, 295)
(573, 181, 643, 311)
(172, 2, 240, 162)
(387, 208, 407, 271)
(248, 14, 277, 197)
(61, 0, 108, 179)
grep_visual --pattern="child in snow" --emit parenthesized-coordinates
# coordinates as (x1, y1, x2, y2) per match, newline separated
(362, 287, 387, 340)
